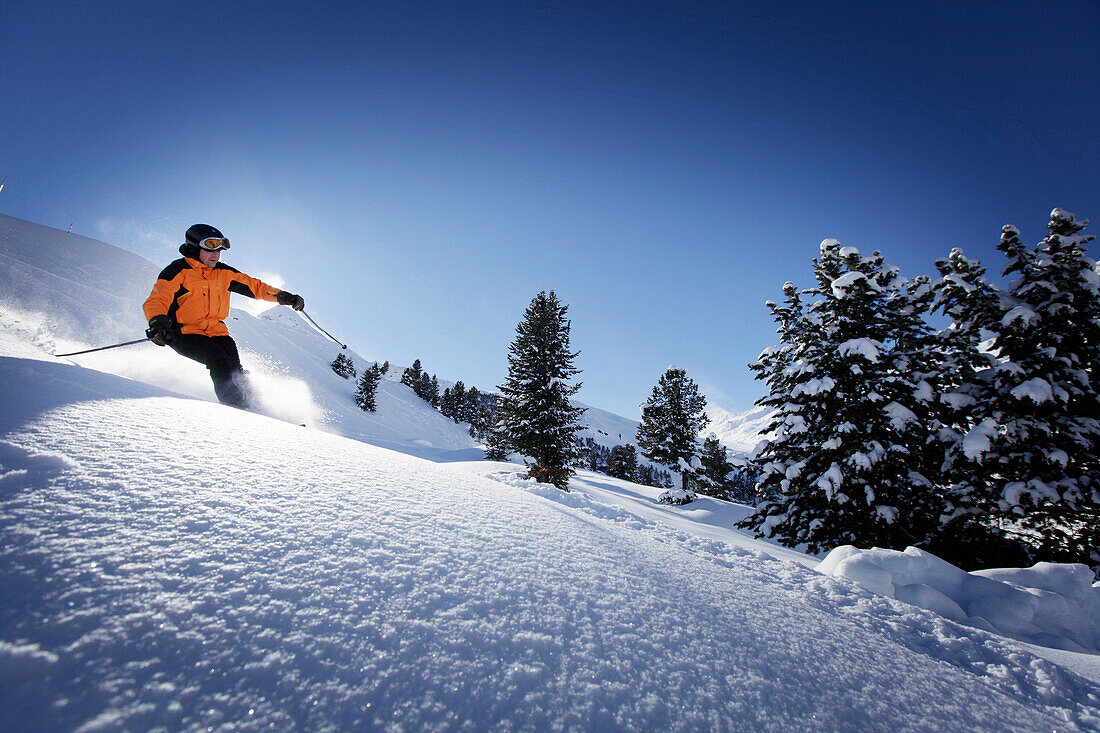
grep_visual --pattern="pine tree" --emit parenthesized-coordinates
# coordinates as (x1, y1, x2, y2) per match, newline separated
(331, 353, 356, 380)
(926, 246, 1026, 567)
(657, 467, 673, 488)
(636, 463, 672, 489)
(636, 367, 709, 502)
(607, 444, 639, 482)
(593, 442, 610, 473)
(577, 438, 611, 473)
(400, 360, 440, 405)
(461, 386, 476, 423)
(439, 383, 458, 421)
(355, 362, 384, 412)
(483, 421, 511, 461)
(425, 374, 440, 407)
(964, 210, 1100, 570)
(496, 291, 586, 489)
(727, 468, 758, 505)
(447, 382, 467, 422)
(739, 241, 944, 554)
(439, 386, 454, 419)
(697, 435, 734, 498)
(464, 387, 490, 438)
(401, 359, 424, 392)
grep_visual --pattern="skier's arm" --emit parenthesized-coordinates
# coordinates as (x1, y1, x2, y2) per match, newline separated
(225, 269, 282, 302)
(142, 261, 187, 322)
(222, 266, 303, 309)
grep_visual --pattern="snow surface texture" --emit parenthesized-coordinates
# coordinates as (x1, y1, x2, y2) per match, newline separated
(1, 214, 1099, 729)
(1, 360, 1097, 731)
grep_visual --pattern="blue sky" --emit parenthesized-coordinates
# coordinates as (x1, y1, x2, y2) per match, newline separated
(2, 0, 1098, 418)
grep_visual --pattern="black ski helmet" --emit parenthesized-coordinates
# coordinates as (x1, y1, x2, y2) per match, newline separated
(180, 223, 228, 258)
(185, 223, 227, 247)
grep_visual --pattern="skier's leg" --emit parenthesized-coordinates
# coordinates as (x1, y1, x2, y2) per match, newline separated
(169, 334, 252, 409)
(208, 336, 254, 409)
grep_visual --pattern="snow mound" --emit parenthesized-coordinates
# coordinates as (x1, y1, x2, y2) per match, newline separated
(819, 546, 1100, 653)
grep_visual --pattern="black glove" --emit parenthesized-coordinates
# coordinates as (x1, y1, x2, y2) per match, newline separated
(146, 315, 175, 347)
(277, 291, 306, 311)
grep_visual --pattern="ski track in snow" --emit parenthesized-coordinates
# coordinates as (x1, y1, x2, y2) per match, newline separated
(478, 466, 1100, 729)
(1, 377, 1097, 730)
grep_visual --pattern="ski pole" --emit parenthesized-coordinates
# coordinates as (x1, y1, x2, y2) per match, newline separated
(300, 310, 347, 350)
(55, 338, 149, 358)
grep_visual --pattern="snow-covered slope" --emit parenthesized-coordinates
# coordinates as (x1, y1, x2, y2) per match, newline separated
(3, 356, 1098, 731)
(704, 403, 774, 455)
(575, 401, 641, 446)
(0, 212, 479, 459)
(0, 212, 756, 459)
(0, 214, 158, 344)
(3, 213, 1100, 730)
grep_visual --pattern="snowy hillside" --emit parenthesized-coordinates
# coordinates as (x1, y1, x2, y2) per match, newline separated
(0, 214, 158, 345)
(0, 213, 480, 460)
(704, 403, 774, 455)
(577, 385, 775, 457)
(2, 214, 1100, 730)
(3, 356, 1099, 731)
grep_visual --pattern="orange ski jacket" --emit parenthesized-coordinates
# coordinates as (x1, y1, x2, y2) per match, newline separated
(143, 257, 281, 337)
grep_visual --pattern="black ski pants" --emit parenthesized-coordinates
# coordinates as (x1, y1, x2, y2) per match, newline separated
(170, 333, 252, 409)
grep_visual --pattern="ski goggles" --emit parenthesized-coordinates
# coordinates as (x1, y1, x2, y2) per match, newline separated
(197, 237, 230, 251)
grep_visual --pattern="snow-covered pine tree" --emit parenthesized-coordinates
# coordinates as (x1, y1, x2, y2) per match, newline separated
(401, 359, 424, 392)
(482, 422, 511, 461)
(439, 386, 454, 419)
(461, 386, 476, 423)
(426, 374, 440, 407)
(966, 210, 1100, 570)
(739, 241, 944, 554)
(727, 468, 757, 505)
(577, 437, 611, 473)
(879, 267, 947, 537)
(636, 366, 709, 504)
(464, 387, 490, 438)
(495, 290, 586, 490)
(331, 353, 356, 380)
(697, 435, 734, 499)
(441, 381, 465, 422)
(607, 444, 639, 482)
(400, 361, 440, 405)
(450, 382, 466, 420)
(355, 362, 384, 412)
(926, 247, 1027, 567)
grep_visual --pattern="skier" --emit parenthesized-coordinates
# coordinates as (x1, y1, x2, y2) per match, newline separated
(143, 224, 306, 409)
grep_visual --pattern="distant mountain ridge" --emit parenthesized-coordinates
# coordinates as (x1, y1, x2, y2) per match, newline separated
(704, 403, 773, 456)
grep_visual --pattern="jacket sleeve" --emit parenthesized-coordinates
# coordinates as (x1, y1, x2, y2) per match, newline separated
(143, 261, 187, 322)
(227, 269, 282, 302)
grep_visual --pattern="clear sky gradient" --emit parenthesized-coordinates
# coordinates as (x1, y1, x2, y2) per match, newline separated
(3, 1, 1098, 418)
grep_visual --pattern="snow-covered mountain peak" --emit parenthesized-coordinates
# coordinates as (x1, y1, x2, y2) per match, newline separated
(703, 403, 774, 455)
